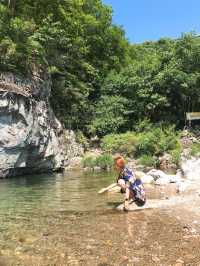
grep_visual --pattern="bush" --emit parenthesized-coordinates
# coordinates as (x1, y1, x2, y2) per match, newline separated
(138, 155, 157, 167)
(95, 154, 114, 170)
(101, 132, 137, 157)
(76, 131, 89, 151)
(82, 156, 96, 168)
(190, 142, 200, 157)
(136, 126, 180, 157)
(82, 154, 114, 170)
(170, 148, 181, 165)
(101, 125, 181, 165)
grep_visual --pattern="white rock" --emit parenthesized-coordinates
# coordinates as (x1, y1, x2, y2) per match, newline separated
(0, 73, 65, 178)
(147, 169, 168, 180)
(135, 171, 154, 184)
(155, 177, 170, 186)
(176, 181, 189, 193)
(181, 158, 200, 180)
(93, 166, 101, 171)
(141, 175, 154, 184)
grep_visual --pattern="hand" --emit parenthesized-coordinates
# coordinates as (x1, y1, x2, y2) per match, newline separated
(123, 199, 129, 211)
(129, 177, 135, 184)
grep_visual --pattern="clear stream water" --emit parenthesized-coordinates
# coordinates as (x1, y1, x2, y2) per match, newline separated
(0, 171, 200, 266)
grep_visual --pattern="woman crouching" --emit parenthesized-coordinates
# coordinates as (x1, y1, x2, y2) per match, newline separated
(114, 156, 146, 211)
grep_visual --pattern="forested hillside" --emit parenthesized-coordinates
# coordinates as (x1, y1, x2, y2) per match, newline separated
(1, 0, 200, 137)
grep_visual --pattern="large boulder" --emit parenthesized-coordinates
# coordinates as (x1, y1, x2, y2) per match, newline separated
(135, 171, 154, 184)
(0, 72, 65, 178)
(147, 169, 183, 186)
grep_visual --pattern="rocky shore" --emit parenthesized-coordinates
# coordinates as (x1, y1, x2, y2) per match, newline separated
(0, 72, 82, 178)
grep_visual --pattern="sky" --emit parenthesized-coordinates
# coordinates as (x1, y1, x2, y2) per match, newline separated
(102, 0, 200, 43)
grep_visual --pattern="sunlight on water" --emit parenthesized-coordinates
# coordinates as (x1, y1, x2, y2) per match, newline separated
(0, 170, 200, 265)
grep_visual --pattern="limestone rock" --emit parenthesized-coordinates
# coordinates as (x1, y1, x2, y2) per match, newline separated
(63, 130, 84, 168)
(181, 158, 200, 180)
(147, 169, 183, 186)
(135, 171, 154, 184)
(147, 169, 169, 181)
(0, 72, 65, 178)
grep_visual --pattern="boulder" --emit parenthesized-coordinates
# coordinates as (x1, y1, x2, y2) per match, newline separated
(176, 180, 190, 193)
(0, 72, 65, 178)
(147, 169, 169, 181)
(147, 169, 183, 186)
(135, 171, 154, 184)
(181, 158, 200, 180)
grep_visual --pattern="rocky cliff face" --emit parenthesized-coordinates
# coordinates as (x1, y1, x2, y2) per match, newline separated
(0, 72, 65, 178)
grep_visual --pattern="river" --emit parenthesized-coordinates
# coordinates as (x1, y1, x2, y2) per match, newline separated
(0, 170, 200, 265)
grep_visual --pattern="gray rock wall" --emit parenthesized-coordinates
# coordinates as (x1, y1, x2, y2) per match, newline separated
(0, 72, 65, 178)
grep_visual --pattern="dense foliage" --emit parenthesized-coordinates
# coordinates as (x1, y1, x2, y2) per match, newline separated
(82, 154, 113, 169)
(1, 1, 200, 136)
(101, 125, 182, 166)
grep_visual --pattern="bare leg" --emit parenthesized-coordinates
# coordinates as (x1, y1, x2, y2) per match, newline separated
(118, 179, 132, 211)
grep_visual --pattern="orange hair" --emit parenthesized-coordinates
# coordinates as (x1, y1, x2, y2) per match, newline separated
(114, 156, 125, 168)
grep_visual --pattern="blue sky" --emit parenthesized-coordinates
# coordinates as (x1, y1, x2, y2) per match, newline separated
(102, 0, 200, 43)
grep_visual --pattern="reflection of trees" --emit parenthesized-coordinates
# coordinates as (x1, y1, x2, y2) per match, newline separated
(0, 173, 58, 216)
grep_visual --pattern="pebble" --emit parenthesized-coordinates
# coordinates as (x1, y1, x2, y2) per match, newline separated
(131, 256, 140, 263)
(152, 255, 160, 262)
(176, 258, 184, 264)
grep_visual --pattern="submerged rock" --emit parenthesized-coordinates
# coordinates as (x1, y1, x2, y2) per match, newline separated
(0, 72, 65, 178)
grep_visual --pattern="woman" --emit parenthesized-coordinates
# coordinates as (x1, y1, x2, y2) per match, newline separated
(114, 156, 146, 211)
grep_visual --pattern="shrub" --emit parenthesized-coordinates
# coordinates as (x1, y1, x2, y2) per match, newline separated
(138, 155, 157, 167)
(76, 131, 89, 150)
(170, 148, 181, 165)
(190, 142, 200, 157)
(136, 126, 180, 157)
(133, 118, 153, 133)
(95, 154, 114, 170)
(82, 156, 96, 168)
(101, 125, 181, 165)
(101, 132, 137, 157)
